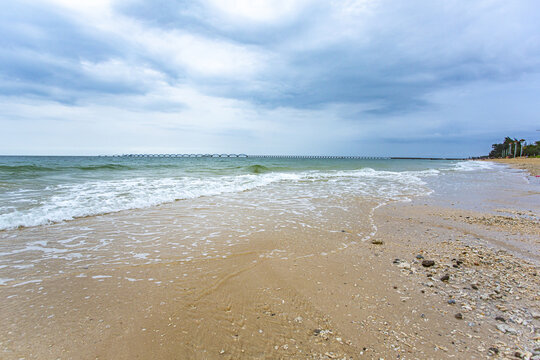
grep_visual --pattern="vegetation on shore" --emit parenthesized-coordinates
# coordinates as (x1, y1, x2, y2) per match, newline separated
(489, 137, 540, 158)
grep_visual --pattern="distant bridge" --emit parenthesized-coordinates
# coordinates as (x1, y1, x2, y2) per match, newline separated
(112, 154, 390, 159)
(115, 154, 248, 158)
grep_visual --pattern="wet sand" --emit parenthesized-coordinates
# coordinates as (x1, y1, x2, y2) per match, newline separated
(1, 178, 540, 359)
(489, 158, 540, 177)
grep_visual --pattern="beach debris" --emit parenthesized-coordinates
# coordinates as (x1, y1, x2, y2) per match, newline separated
(455, 313, 463, 320)
(370, 239, 383, 245)
(415, 254, 424, 259)
(447, 299, 456, 305)
(421, 260, 435, 267)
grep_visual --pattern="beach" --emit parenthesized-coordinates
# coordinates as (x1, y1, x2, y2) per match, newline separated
(489, 158, 540, 177)
(1, 158, 539, 359)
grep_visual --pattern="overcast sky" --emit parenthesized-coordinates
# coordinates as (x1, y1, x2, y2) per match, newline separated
(1, 0, 539, 156)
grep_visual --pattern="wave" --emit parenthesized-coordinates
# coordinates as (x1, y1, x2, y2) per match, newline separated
(0, 164, 57, 172)
(0, 168, 439, 230)
(246, 164, 270, 174)
(450, 161, 499, 172)
(76, 164, 134, 171)
(0, 163, 135, 173)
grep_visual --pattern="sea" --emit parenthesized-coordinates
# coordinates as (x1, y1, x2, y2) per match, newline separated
(0, 156, 537, 287)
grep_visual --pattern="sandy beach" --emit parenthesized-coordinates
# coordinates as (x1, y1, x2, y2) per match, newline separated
(489, 158, 540, 177)
(1, 160, 539, 359)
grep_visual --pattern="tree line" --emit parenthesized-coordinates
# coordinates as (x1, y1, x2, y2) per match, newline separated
(489, 137, 540, 158)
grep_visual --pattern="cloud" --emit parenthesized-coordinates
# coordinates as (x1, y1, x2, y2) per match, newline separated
(1, 0, 540, 155)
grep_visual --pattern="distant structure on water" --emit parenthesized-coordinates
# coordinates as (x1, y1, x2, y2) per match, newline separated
(110, 154, 465, 160)
(113, 154, 388, 159)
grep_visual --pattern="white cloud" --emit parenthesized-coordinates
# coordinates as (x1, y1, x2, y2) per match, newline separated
(205, 0, 312, 24)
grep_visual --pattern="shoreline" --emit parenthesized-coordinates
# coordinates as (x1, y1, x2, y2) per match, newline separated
(487, 158, 540, 177)
(1, 164, 539, 359)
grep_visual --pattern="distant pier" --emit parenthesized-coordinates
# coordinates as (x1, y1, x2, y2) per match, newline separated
(113, 154, 390, 159)
(110, 154, 465, 160)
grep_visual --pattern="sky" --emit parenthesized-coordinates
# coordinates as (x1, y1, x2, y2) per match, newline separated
(1, 0, 539, 157)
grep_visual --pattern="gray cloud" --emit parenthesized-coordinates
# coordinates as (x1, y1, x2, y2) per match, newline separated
(1, 0, 539, 155)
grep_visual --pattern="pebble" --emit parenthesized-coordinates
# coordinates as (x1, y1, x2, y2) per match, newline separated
(496, 324, 518, 335)
(371, 239, 383, 245)
(448, 299, 456, 305)
(455, 313, 463, 320)
(440, 274, 450, 282)
(421, 260, 435, 267)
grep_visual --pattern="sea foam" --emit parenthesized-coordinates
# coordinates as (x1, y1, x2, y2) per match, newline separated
(0, 162, 492, 230)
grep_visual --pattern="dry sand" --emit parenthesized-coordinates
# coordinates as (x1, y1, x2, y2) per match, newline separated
(489, 158, 540, 177)
(1, 173, 540, 359)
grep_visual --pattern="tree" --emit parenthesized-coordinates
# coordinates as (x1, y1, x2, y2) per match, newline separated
(523, 141, 540, 157)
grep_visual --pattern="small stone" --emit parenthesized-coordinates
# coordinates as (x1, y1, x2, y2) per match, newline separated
(371, 239, 383, 245)
(496, 324, 518, 335)
(448, 299, 456, 305)
(532, 311, 540, 319)
(440, 274, 450, 282)
(397, 261, 411, 270)
(495, 316, 505, 322)
(416, 255, 424, 259)
(219, 349, 225, 355)
(488, 347, 499, 355)
(471, 284, 478, 290)
(455, 313, 463, 320)
(422, 260, 435, 267)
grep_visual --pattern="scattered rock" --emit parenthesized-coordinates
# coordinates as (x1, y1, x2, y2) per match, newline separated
(422, 260, 435, 267)
(416, 254, 424, 259)
(495, 316, 505, 322)
(471, 284, 478, 290)
(371, 239, 383, 245)
(448, 299, 456, 305)
(455, 313, 463, 320)
(487, 347, 499, 355)
(397, 261, 411, 270)
(440, 274, 450, 282)
(496, 324, 518, 335)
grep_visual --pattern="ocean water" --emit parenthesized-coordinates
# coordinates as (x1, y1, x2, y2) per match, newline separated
(0, 156, 534, 287)
(0, 156, 509, 230)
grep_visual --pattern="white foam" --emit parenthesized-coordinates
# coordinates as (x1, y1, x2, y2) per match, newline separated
(451, 161, 498, 172)
(0, 278, 14, 286)
(0, 168, 440, 230)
